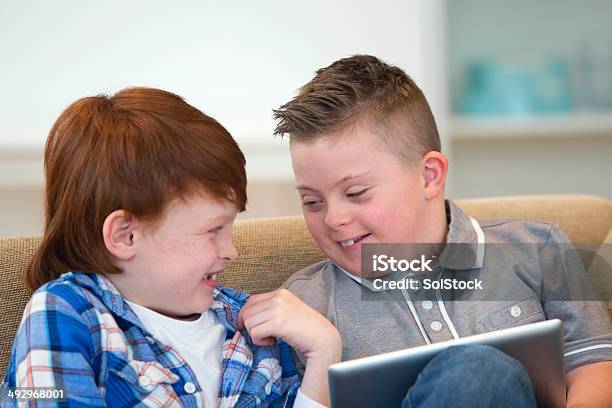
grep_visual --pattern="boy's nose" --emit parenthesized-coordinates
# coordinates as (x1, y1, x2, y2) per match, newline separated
(324, 203, 351, 229)
(221, 238, 239, 262)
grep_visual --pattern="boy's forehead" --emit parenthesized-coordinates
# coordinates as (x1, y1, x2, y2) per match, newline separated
(292, 124, 411, 170)
(296, 170, 374, 191)
(292, 141, 417, 193)
(162, 192, 238, 221)
(289, 127, 382, 159)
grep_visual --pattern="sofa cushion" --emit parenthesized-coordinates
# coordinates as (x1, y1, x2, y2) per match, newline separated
(1, 195, 611, 379)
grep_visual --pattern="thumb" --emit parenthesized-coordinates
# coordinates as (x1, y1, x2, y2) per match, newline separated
(253, 337, 276, 346)
(236, 309, 245, 331)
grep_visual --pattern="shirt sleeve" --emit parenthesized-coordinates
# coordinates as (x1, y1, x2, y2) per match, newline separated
(4, 288, 105, 407)
(293, 388, 328, 408)
(540, 225, 612, 372)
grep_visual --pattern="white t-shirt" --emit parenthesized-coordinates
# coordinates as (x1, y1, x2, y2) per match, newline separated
(126, 300, 225, 408)
(126, 301, 325, 408)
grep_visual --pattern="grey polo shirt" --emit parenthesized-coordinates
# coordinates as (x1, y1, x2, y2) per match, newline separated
(283, 200, 612, 373)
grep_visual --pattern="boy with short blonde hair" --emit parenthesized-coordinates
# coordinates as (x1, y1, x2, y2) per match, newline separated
(274, 55, 612, 407)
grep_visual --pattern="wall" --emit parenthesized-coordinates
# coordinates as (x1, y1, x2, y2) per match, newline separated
(0, 0, 447, 236)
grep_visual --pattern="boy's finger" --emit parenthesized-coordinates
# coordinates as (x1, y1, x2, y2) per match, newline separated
(243, 291, 279, 308)
(251, 335, 276, 346)
(249, 322, 280, 346)
(241, 309, 280, 336)
(236, 309, 245, 330)
(238, 293, 274, 330)
(240, 300, 276, 321)
(238, 303, 277, 332)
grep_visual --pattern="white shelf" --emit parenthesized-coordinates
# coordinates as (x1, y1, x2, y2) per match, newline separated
(450, 112, 612, 140)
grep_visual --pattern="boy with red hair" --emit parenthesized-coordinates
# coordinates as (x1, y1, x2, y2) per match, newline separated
(4, 87, 339, 407)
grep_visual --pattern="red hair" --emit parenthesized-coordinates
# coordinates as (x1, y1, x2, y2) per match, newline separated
(26, 87, 246, 291)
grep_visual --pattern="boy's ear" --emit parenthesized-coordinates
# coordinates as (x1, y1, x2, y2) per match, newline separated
(421, 151, 448, 201)
(102, 210, 137, 261)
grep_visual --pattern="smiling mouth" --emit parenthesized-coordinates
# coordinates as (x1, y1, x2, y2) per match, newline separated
(339, 233, 371, 248)
(202, 272, 221, 282)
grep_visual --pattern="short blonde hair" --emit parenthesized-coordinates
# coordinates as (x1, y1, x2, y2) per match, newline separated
(273, 55, 440, 164)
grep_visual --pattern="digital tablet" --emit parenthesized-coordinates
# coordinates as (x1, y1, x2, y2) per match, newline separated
(328, 319, 565, 408)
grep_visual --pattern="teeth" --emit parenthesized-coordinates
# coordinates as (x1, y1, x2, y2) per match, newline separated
(340, 234, 370, 248)
(204, 273, 218, 281)
(340, 238, 356, 248)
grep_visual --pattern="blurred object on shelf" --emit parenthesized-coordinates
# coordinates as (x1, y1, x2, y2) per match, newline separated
(575, 35, 612, 111)
(458, 56, 573, 117)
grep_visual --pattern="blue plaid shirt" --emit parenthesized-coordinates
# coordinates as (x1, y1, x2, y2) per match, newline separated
(3, 272, 300, 407)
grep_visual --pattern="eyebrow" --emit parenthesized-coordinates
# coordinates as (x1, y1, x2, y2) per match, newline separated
(296, 171, 372, 193)
(200, 208, 236, 225)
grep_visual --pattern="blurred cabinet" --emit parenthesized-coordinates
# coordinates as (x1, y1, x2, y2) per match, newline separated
(444, 0, 612, 200)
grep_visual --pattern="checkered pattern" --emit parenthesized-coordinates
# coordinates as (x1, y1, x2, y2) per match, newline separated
(3, 272, 299, 407)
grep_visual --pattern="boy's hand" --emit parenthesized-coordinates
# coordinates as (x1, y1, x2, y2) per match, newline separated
(238, 289, 341, 406)
(237, 289, 341, 362)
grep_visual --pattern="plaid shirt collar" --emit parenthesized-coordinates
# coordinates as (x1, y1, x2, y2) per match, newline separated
(58, 272, 298, 407)
(66, 272, 246, 334)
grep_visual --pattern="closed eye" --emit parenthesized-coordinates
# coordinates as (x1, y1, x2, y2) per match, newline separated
(207, 226, 223, 234)
(346, 189, 368, 198)
(302, 199, 322, 206)
(301, 196, 324, 211)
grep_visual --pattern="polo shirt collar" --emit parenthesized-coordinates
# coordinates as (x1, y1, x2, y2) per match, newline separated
(437, 200, 486, 270)
(335, 264, 388, 292)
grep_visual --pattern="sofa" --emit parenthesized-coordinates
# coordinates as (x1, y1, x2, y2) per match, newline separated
(2, 195, 612, 378)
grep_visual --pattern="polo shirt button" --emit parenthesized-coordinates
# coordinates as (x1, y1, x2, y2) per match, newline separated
(146, 336, 155, 344)
(265, 380, 273, 395)
(510, 305, 522, 318)
(184, 382, 196, 394)
(422, 300, 433, 310)
(430, 321, 443, 332)
(138, 375, 151, 388)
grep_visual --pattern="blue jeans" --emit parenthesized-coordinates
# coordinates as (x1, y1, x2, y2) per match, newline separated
(402, 344, 537, 408)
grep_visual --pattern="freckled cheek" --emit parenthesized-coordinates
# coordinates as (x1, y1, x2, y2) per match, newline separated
(304, 213, 327, 241)
(360, 206, 403, 241)
(161, 246, 218, 278)
(187, 247, 221, 278)
(153, 241, 183, 261)
(164, 282, 187, 298)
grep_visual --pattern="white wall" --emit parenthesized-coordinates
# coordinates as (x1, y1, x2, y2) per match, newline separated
(0, 0, 447, 236)
(0, 0, 443, 149)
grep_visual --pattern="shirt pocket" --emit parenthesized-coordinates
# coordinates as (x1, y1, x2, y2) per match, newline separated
(479, 299, 546, 331)
(108, 358, 181, 406)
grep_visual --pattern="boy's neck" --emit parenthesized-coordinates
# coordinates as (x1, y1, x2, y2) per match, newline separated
(429, 197, 450, 246)
(161, 311, 202, 321)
